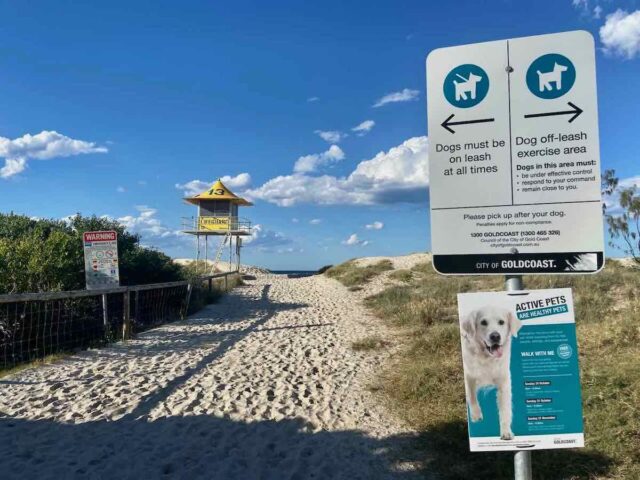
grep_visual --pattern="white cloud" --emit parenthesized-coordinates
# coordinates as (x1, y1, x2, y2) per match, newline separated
(247, 136, 429, 206)
(309, 218, 322, 225)
(116, 186, 126, 193)
(373, 88, 420, 108)
(117, 205, 179, 238)
(113, 205, 190, 252)
(593, 5, 602, 19)
(175, 173, 252, 196)
(0, 130, 107, 178)
(342, 233, 369, 246)
(293, 145, 345, 173)
(307, 96, 319, 102)
(600, 9, 640, 59)
(291, 218, 299, 223)
(221, 173, 252, 189)
(572, 0, 588, 12)
(276, 247, 304, 254)
(315, 130, 347, 143)
(365, 221, 384, 230)
(175, 180, 209, 196)
(572, 0, 603, 19)
(352, 120, 375, 136)
(244, 224, 292, 252)
(138, 180, 148, 186)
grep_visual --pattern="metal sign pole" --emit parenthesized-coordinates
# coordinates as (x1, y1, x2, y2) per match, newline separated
(506, 273, 532, 480)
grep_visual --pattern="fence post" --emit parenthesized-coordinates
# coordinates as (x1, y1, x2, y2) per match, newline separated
(224, 274, 228, 291)
(122, 290, 131, 341)
(182, 283, 193, 320)
(135, 291, 140, 325)
(102, 293, 108, 326)
(208, 277, 212, 293)
(102, 293, 109, 338)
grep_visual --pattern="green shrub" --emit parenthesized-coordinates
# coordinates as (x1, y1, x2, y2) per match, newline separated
(0, 213, 184, 294)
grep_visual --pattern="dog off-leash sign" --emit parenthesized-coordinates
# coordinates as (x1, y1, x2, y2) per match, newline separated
(83, 231, 120, 290)
(457, 289, 583, 452)
(426, 31, 604, 275)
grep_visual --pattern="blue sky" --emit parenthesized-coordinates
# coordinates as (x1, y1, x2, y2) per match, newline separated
(1, 0, 639, 270)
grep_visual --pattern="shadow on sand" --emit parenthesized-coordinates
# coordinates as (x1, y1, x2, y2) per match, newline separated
(0, 414, 425, 480)
(0, 284, 423, 479)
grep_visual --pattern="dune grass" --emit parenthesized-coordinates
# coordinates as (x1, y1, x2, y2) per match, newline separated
(351, 336, 390, 352)
(325, 259, 393, 287)
(0, 353, 70, 379)
(388, 269, 413, 283)
(362, 260, 640, 479)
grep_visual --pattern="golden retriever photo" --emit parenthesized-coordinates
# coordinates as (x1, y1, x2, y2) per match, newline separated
(460, 306, 522, 440)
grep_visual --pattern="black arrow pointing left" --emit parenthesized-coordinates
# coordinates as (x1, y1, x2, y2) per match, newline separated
(441, 114, 495, 134)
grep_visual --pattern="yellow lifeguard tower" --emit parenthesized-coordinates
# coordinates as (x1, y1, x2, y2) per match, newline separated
(182, 179, 253, 273)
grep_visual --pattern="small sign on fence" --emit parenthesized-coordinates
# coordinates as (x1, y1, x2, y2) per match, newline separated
(457, 288, 583, 452)
(83, 231, 120, 290)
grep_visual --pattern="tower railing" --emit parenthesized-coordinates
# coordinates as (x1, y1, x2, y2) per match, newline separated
(181, 216, 252, 234)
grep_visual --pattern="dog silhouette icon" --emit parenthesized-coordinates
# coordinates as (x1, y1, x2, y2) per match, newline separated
(453, 72, 484, 101)
(536, 62, 568, 92)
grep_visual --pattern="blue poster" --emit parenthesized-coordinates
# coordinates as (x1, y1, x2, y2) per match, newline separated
(457, 288, 584, 452)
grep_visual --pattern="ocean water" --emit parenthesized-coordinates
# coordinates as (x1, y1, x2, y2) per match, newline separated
(270, 270, 316, 278)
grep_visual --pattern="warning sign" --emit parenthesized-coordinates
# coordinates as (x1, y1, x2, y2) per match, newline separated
(83, 231, 120, 290)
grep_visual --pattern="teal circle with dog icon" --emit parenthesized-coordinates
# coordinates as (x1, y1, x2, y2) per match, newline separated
(443, 64, 489, 108)
(526, 53, 576, 99)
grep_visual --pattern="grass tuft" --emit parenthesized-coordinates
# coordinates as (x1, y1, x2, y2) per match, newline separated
(0, 353, 69, 379)
(351, 336, 390, 351)
(325, 259, 394, 287)
(389, 269, 413, 282)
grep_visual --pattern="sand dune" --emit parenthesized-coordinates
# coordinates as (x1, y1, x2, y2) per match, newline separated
(0, 273, 420, 479)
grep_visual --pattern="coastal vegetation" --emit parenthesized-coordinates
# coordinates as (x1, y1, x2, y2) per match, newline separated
(325, 259, 393, 287)
(350, 335, 390, 352)
(358, 259, 639, 479)
(0, 213, 184, 294)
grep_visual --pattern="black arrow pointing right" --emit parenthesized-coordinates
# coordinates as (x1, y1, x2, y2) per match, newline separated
(524, 102, 583, 123)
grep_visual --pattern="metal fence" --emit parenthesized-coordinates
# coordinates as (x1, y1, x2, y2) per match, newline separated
(0, 272, 239, 370)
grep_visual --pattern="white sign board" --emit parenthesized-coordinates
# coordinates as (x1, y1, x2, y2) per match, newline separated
(457, 288, 583, 451)
(426, 31, 604, 275)
(83, 231, 120, 290)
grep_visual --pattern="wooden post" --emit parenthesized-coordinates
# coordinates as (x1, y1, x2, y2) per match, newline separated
(229, 235, 232, 272)
(236, 236, 241, 272)
(135, 291, 140, 324)
(205, 236, 208, 273)
(182, 283, 193, 320)
(208, 278, 212, 293)
(102, 293, 108, 327)
(122, 291, 131, 341)
(224, 274, 228, 291)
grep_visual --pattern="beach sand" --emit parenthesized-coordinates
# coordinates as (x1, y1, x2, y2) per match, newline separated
(0, 270, 422, 479)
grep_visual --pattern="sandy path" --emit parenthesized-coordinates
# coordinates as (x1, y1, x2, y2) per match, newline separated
(0, 274, 421, 479)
